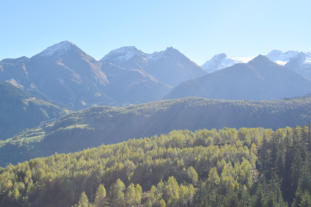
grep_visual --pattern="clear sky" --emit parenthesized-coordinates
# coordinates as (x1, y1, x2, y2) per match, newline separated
(1, 0, 310, 64)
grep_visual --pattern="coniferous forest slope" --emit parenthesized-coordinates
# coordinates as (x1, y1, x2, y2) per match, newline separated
(0, 82, 64, 139)
(1, 127, 311, 207)
(1, 96, 311, 166)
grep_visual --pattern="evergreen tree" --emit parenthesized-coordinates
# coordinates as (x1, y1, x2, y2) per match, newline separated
(110, 179, 126, 207)
(77, 192, 89, 207)
(94, 184, 106, 207)
(187, 166, 198, 185)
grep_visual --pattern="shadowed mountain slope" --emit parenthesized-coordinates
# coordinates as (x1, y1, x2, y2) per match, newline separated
(0, 82, 64, 140)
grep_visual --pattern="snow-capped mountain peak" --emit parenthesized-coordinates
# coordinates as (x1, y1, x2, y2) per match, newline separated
(232, 56, 255, 63)
(202, 50, 311, 73)
(147, 47, 183, 61)
(35, 41, 77, 57)
(101, 46, 145, 62)
(305, 57, 311, 64)
(274, 60, 288, 66)
(266, 50, 311, 66)
(266, 50, 301, 64)
(202, 53, 238, 73)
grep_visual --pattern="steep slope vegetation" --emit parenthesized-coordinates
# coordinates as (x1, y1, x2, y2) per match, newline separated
(1, 96, 311, 165)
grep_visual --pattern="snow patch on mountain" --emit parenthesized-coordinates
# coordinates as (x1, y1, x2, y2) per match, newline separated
(275, 60, 288, 66)
(37, 41, 75, 57)
(266, 50, 311, 65)
(202, 54, 255, 73)
(305, 57, 311, 64)
(101, 46, 145, 62)
(5, 79, 24, 89)
(202, 53, 236, 73)
(101, 46, 185, 65)
(266, 50, 300, 63)
(203, 50, 311, 73)
(147, 47, 179, 61)
(231, 56, 255, 63)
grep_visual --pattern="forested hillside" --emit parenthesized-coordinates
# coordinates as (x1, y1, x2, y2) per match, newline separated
(2, 96, 311, 166)
(1, 127, 311, 207)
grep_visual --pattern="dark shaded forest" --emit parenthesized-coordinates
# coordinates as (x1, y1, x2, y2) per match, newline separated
(1, 127, 311, 206)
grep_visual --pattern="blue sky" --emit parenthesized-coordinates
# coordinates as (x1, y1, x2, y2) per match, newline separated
(1, 0, 310, 64)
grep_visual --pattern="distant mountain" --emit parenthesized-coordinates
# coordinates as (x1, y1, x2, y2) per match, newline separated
(101, 46, 148, 70)
(202, 53, 254, 73)
(0, 82, 64, 140)
(2, 95, 311, 166)
(262, 50, 311, 80)
(28, 41, 115, 108)
(101, 62, 169, 104)
(202, 50, 311, 75)
(143, 47, 205, 87)
(30, 42, 169, 107)
(101, 46, 205, 87)
(166, 55, 311, 100)
(0, 41, 114, 109)
(202, 53, 239, 73)
(0, 42, 205, 109)
(282, 52, 311, 80)
(266, 50, 302, 65)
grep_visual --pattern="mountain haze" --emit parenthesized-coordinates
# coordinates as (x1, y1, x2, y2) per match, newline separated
(202, 53, 239, 73)
(0, 82, 64, 139)
(101, 46, 205, 87)
(167, 55, 311, 100)
(202, 50, 311, 77)
(101, 62, 169, 104)
(29, 41, 114, 108)
(0, 42, 206, 109)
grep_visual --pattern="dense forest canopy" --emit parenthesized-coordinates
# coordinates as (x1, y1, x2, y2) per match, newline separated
(1, 127, 311, 207)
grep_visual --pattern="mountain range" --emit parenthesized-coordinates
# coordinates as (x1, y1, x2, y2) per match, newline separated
(202, 53, 250, 73)
(1, 41, 311, 207)
(0, 41, 204, 109)
(2, 41, 311, 146)
(202, 50, 311, 80)
(167, 55, 311, 100)
(2, 41, 311, 111)
(101, 46, 205, 87)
